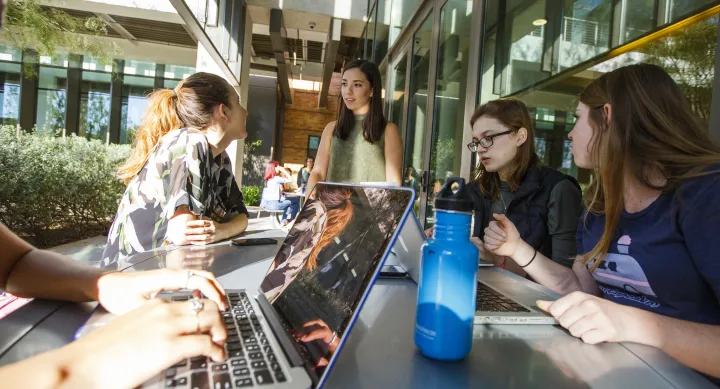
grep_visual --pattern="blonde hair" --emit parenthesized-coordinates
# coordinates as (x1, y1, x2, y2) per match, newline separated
(118, 72, 232, 184)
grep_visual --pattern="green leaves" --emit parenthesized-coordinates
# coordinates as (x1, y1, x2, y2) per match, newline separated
(241, 185, 262, 206)
(0, 126, 130, 247)
(3, 0, 121, 77)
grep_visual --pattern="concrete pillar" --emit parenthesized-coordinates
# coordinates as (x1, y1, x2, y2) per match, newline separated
(195, 7, 252, 188)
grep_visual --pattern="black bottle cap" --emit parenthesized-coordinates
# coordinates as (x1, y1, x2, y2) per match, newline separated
(433, 177, 474, 213)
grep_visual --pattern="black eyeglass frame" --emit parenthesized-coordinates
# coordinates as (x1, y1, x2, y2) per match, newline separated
(466, 130, 514, 152)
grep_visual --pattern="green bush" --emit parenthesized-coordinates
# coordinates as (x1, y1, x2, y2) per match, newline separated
(0, 126, 130, 248)
(241, 185, 262, 207)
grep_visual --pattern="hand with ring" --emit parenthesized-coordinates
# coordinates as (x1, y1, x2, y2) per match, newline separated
(296, 319, 339, 367)
(96, 268, 228, 315)
(56, 298, 227, 389)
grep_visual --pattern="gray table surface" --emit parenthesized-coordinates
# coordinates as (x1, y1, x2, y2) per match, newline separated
(1, 229, 716, 388)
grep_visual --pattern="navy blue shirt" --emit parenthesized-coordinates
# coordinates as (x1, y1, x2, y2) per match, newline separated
(577, 170, 720, 325)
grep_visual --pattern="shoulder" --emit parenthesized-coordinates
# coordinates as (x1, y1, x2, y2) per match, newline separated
(550, 177, 582, 197)
(383, 122, 401, 142)
(536, 166, 580, 191)
(323, 121, 336, 134)
(676, 166, 720, 218)
(159, 128, 209, 155)
(384, 122, 399, 133)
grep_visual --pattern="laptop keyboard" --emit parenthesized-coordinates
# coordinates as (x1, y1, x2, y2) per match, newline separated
(476, 283, 531, 313)
(162, 291, 286, 388)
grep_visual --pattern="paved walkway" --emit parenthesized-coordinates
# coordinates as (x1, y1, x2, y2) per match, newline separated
(49, 210, 280, 265)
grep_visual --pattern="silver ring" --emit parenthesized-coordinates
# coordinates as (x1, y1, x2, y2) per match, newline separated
(185, 270, 196, 289)
(328, 332, 337, 345)
(190, 298, 204, 314)
(190, 298, 203, 332)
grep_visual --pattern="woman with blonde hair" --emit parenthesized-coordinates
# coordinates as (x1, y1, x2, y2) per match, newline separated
(484, 64, 720, 380)
(101, 72, 250, 267)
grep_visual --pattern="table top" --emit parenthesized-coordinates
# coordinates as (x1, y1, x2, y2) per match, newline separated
(1, 230, 716, 389)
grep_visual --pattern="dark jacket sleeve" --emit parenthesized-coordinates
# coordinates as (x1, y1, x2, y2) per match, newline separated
(469, 184, 487, 238)
(546, 179, 583, 268)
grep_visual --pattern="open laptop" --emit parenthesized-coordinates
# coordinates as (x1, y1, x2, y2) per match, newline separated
(76, 183, 416, 389)
(392, 212, 558, 325)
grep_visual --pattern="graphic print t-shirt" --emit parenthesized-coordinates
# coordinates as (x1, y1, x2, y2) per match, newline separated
(577, 169, 720, 325)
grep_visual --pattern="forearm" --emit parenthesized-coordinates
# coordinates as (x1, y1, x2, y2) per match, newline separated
(305, 171, 324, 199)
(629, 308, 720, 378)
(0, 339, 88, 389)
(216, 213, 249, 241)
(4, 249, 102, 302)
(512, 242, 584, 295)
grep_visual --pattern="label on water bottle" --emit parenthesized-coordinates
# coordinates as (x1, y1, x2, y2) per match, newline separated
(415, 323, 436, 341)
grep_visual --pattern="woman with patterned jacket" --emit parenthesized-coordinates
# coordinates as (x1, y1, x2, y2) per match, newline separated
(101, 73, 250, 268)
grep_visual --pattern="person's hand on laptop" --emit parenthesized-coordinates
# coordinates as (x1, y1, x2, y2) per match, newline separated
(296, 319, 339, 367)
(48, 298, 227, 389)
(96, 269, 228, 315)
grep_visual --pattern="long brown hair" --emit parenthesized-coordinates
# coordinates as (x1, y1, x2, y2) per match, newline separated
(580, 63, 720, 270)
(334, 59, 387, 144)
(470, 98, 540, 199)
(118, 72, 232, 184)
(306, 187, 354, 269)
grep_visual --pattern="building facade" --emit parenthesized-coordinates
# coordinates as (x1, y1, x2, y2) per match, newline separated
(356, 0, 720, 226)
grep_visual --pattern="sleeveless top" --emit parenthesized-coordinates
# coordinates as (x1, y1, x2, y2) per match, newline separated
(326, 114, 386, 183)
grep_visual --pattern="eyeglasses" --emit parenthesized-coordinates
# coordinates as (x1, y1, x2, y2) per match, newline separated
(466, 130, 514, 152)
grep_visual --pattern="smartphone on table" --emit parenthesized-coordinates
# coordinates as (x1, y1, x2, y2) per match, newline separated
(231, 237, 278, 247)
(379, 264, 408, 278)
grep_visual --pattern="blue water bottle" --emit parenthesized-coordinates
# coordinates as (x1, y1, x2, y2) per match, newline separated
(414, 178, 478, 360)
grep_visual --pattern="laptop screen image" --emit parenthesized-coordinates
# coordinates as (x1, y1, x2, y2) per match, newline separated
(259, 183, 414, 385)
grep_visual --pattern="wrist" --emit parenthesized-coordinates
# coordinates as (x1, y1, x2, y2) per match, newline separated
(626, 307, 665, 348)
(512, 241, 535, 266)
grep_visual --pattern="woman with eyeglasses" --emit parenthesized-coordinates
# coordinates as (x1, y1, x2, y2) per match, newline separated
(482, 63, 720, 382)
(467, 98, 583, 276)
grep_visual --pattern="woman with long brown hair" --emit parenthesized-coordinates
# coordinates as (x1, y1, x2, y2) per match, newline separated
(307, 59, 403, 192)
(262, 186, 354, 302)
(101, 72, 250, 267)
(467, 98, 583, 275)
(484, 64, 720, 379)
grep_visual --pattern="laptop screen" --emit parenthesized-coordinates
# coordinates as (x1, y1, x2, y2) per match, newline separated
(259, 183, 414, 384)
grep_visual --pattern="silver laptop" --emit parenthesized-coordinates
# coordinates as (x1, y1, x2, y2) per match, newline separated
(77, 183, 416, 389)
(392, 213, 558, 325)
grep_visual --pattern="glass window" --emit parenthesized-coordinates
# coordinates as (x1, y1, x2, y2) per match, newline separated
(0, 63, 21, 126)
(366, 3, 378, 60)
(164, 65, 196, 80)
(559, 0, 612, 67)
(82, 56, 113, 72)
(307, 135, 320, 158)
(36, 67, 67, 134)
(124, 60, 157, 77)
(373, 0, 391, 63)
(390, 51, 408, 136)
(37, 53, 69, 68)
(622, 0, 657, 43)
(79, 71, 112, 141)
(404, 14, 432, 222)
(0, 45, 22, 62)
(390, 0, 423, 48)
(121, 76, 155, 144)
(163, 79, 181, 89)
(426, 0, 473, 227)
(671, 0, 715, 21)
